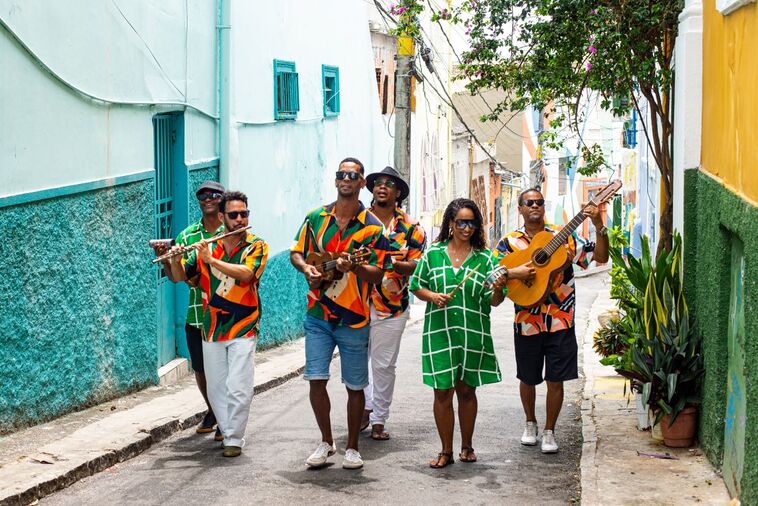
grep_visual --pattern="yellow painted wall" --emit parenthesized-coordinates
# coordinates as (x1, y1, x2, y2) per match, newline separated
(701, 0, 758, 203)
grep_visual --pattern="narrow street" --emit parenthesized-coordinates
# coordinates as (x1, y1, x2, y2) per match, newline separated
(42, 275, 607, 505)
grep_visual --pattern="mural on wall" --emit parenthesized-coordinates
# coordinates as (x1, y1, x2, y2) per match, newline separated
(471, 176, 488, 226)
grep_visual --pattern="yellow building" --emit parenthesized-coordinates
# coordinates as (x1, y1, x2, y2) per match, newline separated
(681, 0, 758, 501)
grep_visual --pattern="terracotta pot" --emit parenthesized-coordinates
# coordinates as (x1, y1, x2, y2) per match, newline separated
(660, 406, 698, 448)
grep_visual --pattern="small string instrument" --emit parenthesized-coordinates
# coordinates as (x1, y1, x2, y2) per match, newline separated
(306, 248, 372, 285)
(487, 180, 622, 308)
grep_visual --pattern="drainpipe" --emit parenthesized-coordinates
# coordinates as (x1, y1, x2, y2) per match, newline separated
(216, 0, 231, 187)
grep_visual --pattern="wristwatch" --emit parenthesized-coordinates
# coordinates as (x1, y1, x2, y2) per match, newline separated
(597, 226, 608, 237)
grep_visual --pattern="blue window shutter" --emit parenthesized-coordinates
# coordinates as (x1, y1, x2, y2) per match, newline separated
(274, 59, 298, 120)
(322, 65, 340, 117)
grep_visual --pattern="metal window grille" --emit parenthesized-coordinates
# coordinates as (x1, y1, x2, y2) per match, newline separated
(274, 59, 299, 120)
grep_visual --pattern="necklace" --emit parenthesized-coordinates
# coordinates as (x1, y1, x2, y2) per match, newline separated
(448, 243, 471, 264)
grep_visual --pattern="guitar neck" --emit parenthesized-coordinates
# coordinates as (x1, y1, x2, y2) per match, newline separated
(543, 209, 588, 255)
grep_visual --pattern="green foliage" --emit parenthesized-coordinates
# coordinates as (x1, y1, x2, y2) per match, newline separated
(611, 233, 704, 426)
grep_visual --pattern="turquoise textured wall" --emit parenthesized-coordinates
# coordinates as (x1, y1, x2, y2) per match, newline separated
(257, 251, 308, 348)
(684, 169, 758, 503)
(0, 180, 157, 433)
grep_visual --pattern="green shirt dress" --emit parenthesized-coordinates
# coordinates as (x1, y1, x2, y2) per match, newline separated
(409, 241, 503, 389)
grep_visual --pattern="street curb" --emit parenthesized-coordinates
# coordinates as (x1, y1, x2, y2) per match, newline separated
(578, 285, 612, 506)
(0, 365, 305, 506)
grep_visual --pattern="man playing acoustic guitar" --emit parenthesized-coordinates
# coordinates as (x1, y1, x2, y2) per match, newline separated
(494, 188, 608, 454)
(290, 157, 392, 470)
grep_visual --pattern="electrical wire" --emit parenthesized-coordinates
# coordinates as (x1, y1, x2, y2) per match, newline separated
(0, 12, 218, 120)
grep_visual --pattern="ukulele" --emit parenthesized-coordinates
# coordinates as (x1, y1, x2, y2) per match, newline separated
(305, 248, 372, 286)
(486, 180, 622, 308)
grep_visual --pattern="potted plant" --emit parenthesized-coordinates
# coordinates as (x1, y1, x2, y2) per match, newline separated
(623, 234, 704, 447)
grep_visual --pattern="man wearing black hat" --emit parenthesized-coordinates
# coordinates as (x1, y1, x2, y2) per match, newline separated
(153, 180, 224, 438)
(362, 167, 426, 440)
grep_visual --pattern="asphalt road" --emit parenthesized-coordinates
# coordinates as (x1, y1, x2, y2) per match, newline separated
(43, 275, 607, 506)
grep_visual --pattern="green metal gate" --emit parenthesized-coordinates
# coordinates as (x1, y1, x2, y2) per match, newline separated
(153, 113, 179, 368)
(724, 236, 746, 497)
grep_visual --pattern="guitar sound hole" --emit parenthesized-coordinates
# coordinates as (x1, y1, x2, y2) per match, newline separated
(533, 250, 549, 266)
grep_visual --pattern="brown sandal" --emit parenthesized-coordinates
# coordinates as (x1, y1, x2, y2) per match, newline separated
(459, 447, 477, 462)
(429, 452, 455, 468)
(371, 424, 390, 440)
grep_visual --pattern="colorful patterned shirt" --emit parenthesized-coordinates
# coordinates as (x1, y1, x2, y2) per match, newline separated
(291, 202, 392, 328)
(176, 219, 224, 328)
(184, 231, 268, 342)
(370, 207, 427, 319)
(494, 224, 594, 336)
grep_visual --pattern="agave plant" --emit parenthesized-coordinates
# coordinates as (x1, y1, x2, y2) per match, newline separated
(615, 233, 704, 426)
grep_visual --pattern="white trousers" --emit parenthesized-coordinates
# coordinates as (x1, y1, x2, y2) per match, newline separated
(364, 307, 409, 426)
(202, 337, 256, 448)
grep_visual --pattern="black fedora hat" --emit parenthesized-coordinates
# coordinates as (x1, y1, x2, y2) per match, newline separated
(366, 166, 410, 202)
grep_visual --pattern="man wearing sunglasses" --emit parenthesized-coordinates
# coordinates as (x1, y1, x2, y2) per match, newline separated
(494, 188, 608, 454)
(360, 166, 426, 441)
(153, 180, 224, 437)
(290, 157, 392, 470)
(166, 191, 269, 458)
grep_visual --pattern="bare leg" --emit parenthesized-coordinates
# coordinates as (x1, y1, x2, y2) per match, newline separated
(520, 381, 537, 422)
(455, 381, 478, 461)
(195, 372, 213, 413)
(346, 387, 365, 451)
(430, 388, 455, 465)
(309, 380, 333, 445)
(545, 381, 564, 431)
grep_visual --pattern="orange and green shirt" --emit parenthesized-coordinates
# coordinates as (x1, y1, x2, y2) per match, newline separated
(371, 207, 426, 319)
(176, 219, 223, 328)
(291, 202, 392, 328)
(184, 231, 268, 342)
(493, 224, 594, 336)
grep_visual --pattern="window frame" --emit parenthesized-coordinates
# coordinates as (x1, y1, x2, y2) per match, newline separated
(322, 65, 340, 117)
(274, 59, 299, 121)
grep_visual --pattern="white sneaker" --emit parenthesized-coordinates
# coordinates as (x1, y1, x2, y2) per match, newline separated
(306, 441, 336, 467)
(521, 421, 538, 446)
(541, 429, 559, 453)
(342, 448, 364, 469)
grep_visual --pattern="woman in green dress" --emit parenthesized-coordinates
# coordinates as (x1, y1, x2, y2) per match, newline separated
(410, 198, 527, 468)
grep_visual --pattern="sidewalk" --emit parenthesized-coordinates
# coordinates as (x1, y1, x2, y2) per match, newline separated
(578, 286, 731, 505)
(0, 339, 309, 506)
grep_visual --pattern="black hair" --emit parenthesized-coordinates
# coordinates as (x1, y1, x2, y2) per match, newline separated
(435, 198, 487, 250)
(219, 191, 248, 213)
(339, 157, 365, 174)
(518, 187, 544, 206)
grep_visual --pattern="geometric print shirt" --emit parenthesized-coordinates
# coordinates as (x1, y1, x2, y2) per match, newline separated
(176, 219, 224, 328)
(493, 224, 594, 336)
(370, 207, 426, 319)
(184, 231, 268, 342)
(291, 201, 392, 329)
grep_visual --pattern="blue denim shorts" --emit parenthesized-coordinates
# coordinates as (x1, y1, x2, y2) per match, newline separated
(303, 315, 370, 391)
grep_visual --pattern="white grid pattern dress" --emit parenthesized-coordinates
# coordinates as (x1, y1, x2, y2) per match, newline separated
(409, 241, 502, 389)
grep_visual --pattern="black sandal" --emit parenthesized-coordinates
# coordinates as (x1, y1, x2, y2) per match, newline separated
(459, 447, 477, 463)
(429, 452, 455, 468)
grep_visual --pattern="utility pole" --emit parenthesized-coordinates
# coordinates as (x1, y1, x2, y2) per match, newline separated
(394, 34, 414, 208)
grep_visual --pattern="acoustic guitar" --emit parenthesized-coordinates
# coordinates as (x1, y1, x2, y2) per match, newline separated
(306, 249, 372, 286)
(486, 180, 622, 308)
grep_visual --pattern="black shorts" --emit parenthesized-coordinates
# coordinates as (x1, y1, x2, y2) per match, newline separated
(514, 327, 578, 385)
(185, 324, 205, 374)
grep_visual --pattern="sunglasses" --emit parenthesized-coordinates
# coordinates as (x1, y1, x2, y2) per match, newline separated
(374, 178, 397, 189)
(336, 171, 362, 181)
(198, 192, 222, 201)
(225, 210, 250, 219)
(522, 199, 545, 207)
(454, 219, 478, 230)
